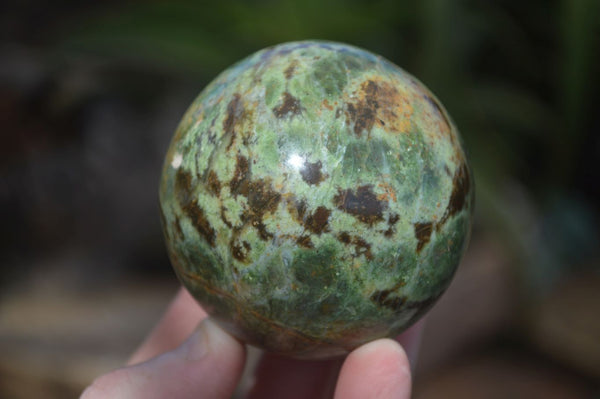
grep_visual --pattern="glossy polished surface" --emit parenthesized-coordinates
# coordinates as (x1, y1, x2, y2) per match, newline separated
(159, 41, 474, 358)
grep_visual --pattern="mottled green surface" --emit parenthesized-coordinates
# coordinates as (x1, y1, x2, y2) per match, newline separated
(159, 41, 474, 358)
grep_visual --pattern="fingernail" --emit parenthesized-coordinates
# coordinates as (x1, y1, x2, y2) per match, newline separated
(181, 319, 211, 361)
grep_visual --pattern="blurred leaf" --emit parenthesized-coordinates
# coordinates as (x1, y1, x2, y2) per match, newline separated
(555, 0, 600, 182)
(465, 1, 553, 88)
(418, 0, 462, 94)
(58, 2, 250, 77)
(228, 0, 393, 42)
(470, 83, 554, 134)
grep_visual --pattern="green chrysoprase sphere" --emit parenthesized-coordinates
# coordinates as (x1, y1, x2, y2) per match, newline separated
(159, 41, 474, 359)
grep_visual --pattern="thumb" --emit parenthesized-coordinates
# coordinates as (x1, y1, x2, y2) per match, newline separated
(81, 319, 246, 399)
(334, 339, 412, 399)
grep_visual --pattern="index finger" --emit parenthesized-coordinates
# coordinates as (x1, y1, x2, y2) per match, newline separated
(128, 287, 207, 364)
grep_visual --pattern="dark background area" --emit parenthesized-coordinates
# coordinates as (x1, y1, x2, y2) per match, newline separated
(1, 0, 599, 397)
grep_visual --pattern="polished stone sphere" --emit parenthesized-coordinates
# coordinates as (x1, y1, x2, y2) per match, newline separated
(159, 41, 473, 359)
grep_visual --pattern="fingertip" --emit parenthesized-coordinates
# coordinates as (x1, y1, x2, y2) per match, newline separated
(192, 318, 247, 370)
(172, 318, 247, 397)
(354, 338, 408, 359)
(334, 339, 411, 399)
(128, 288, 207, 365)
(352, 338, 411, 385)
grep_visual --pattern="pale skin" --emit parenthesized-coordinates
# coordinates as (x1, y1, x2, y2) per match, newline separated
(81, 288, 423, 399)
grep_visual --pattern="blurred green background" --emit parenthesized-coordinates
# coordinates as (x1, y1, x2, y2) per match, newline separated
(1, 0, 599, 397)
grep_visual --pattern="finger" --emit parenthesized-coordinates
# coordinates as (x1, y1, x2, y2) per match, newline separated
(81, 318, 246, 399)
(333, 339, 411, 399)
(129, 287, 207, 364)
(245, 353, 343, 399)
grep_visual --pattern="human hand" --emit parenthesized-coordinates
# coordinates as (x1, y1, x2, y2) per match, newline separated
(81, 288, 423, 399)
